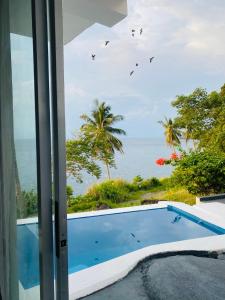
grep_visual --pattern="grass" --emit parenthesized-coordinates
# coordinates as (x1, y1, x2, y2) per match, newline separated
(121, 187, 196, 207)
(67, 178, 197, 213)
(150, 188, 196, 205)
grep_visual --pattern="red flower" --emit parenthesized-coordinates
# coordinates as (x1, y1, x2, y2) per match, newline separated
(170, 152, 178, 160)
(156, 158, 166, 166)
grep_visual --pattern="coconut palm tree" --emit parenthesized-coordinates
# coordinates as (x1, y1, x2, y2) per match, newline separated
(183, 125, 192, 147)
(80, 100, 126, 179)
(158, 117, 181, 151)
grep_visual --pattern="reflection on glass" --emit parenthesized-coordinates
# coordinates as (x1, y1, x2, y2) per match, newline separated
(10, 0, 40, 298)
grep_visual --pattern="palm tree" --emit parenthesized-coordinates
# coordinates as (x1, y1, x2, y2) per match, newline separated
(183, 126, 192, 147)
(80, 100, 126, 179)
(158, 117, 181, 151)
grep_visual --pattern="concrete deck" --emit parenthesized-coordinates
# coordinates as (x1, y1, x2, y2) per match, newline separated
(82, 252, 225, 300)
(194, 199, 225, 223)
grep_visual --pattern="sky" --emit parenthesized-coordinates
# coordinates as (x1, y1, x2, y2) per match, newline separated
(11, 0, 225, 140)
(64, 0, 225, 139)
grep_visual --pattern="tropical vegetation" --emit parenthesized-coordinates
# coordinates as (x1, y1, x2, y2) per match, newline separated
(21, 84, 225, 217)
(80, 100, 126, 179)
(156, 83, 225, 196)
(158, 117, 181, 151)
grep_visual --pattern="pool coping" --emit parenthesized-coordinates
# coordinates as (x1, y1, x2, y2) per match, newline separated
(18, 201, 225, 300)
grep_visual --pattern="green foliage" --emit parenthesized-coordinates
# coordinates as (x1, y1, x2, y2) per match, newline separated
(66, 185, 74, 207)
(158, 117, 181, 149)
(86, 179, 130, 203)
(130, 176, 161, 191)
(132, 175, 143, 184)
(172, 150, 225, 195)
(67, 176, 164, 213)
(159, 177, 177, 189)
(80, 100, 126, 178)
(66, 138, 101, 183)
(150, 188, 196, 205)
(20, 190, 38, 217)
(172, 84, 225, 151)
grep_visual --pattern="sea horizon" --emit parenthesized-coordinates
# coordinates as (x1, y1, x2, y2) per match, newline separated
(15, 137, 174, 195)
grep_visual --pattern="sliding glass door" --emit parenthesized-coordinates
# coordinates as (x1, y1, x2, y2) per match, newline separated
(0, 0, 68, 299)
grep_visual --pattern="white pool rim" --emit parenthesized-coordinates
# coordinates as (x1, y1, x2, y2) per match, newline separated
(18, 201, 225, 300)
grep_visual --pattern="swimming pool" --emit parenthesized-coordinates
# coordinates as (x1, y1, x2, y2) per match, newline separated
(17, 206, 225, 289)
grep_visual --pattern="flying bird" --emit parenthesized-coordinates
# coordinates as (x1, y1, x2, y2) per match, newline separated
(140, 28, 143, 35)
(130, 233, 136, 238)
(136, 63, 139, 67)
(149, 56, 154, 63)
(105, 41, 110, 46)
(131, 29, 135, 33)
(132, 33, 135, 37)
(92, 54, 96, 60)
(130, 70, 134, 76)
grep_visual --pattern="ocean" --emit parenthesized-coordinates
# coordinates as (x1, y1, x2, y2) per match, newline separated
(68, 138, 173, 195)
(16, 138, 174, 196)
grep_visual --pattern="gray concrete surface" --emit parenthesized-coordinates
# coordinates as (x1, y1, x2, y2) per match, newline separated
(81, 253, 225, 300)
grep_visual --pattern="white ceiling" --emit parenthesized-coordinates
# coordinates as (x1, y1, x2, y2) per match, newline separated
(10, 0, 127, 44)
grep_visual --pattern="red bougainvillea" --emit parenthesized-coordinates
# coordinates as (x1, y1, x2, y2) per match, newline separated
(156, 158, 166, 166)
(156, 152, 183, 166)
(170, 152, 178, 160)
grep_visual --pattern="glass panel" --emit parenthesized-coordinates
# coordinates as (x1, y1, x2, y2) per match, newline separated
(9, 0, 40, 299)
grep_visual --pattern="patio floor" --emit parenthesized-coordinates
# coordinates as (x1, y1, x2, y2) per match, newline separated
(81, 252, 225, 300)
(194, 199, 225, 222)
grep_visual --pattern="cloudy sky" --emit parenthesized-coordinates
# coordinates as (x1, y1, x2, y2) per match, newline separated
(64, 0, 225, 139)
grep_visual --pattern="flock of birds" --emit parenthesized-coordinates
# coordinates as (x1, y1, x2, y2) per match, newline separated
(91, 27, 155, 77)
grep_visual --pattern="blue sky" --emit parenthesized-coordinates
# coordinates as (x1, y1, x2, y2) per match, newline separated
(64, 0, 225, 139)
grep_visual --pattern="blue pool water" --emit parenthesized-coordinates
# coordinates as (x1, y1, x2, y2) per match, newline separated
(17, 206, 225, 289)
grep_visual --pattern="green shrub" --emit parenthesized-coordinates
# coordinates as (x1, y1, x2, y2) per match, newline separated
(21, 190, 38, 217)
(140, 177, 161, 190)
(172, 150, 225, 195)
(67, 200, 97, 213)
(86, 179, 130, 203)
(66, 185, 74, 207)
(160, 177, 177, 189)
(132, 175, 143, 184)
(130, 176, 161, 191)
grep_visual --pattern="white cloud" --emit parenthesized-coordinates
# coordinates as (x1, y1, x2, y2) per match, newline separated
(65, 84, 88, 98)
(64, 0, 225, 138)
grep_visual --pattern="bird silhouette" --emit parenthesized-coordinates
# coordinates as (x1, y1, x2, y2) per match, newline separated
(130, 232, 136, 238)
(132, 33, 135, 37)
(92, 54, 96, 60)
(105, 41, 110, 46)
(136, 63, 139, 67)
(130, 71, 134, 76)
(131, 29, 135, 33)
(140, 28, 143, 35)
(150, 57, 154, 63)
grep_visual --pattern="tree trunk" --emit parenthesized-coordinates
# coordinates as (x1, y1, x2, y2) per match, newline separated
(172, 145, 176, 153)
(105, 162, 111, 180)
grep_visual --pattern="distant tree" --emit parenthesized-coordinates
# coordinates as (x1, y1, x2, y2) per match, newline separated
(172, 150, 225, 195)
(172, 84, 225, 152)
(66, 185, 74, 207)
(80, 100, 126, 179)
(158, 117, 181, 151)
(66, 137, 101, 183)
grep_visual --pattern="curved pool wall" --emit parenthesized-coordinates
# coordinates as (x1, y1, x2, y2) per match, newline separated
(17, 202, 225, 291)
